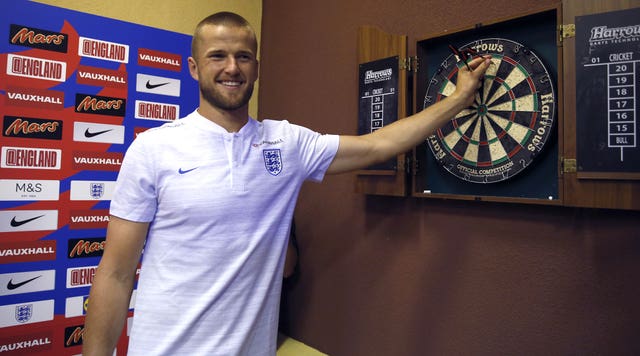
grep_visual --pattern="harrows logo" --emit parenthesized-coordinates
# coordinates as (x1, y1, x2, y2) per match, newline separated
(589, 24, 640, 45)
(364, 68, 393, 84)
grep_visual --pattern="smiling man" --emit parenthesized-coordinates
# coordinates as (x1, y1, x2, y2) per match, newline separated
(83, 11, 489, 356)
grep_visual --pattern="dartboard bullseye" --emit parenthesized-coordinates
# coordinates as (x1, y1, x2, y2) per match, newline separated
(424, 38, 556, 184)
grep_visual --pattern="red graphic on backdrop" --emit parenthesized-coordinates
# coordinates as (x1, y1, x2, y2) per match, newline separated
(0, 240, 56, 264)
(138, 48, 181, 72)
(0, 19, 126, 246)
(69, 209, 110, 229)
(76, 65, 127, 88)
(0, 329, 54, 355)
(4, 86, 64, 110)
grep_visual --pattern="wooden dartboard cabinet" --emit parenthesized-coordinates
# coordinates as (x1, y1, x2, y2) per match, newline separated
(355, 0, 640, 211)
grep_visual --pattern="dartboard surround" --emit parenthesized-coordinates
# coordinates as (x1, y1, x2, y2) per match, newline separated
(424, 38, 556, 184)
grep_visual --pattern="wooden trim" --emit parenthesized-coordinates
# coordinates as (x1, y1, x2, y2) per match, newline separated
(355, 26, 408, 196)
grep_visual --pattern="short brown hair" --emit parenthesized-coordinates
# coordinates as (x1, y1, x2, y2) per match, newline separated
(191, 12, 257, 57)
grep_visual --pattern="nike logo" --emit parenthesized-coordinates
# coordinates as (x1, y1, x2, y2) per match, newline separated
(178, 167, 198, 174)
(84, 128, 113, 138)
(7, 275, 42, 290)
(10, 215, 44, 227)
(146, 80, 170, 89)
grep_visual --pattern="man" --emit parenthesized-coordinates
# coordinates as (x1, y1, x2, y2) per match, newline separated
(83, 12, 490, 356)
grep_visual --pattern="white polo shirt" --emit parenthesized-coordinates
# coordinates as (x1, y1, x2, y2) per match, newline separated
(110, 110, 339, 355)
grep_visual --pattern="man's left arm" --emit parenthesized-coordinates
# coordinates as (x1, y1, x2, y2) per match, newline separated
(327, 56, 490, 175)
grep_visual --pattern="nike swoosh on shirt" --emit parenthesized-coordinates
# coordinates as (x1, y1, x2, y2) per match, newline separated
(10, 215, 45, 227)
(178, 167, 198, 174)
(7, 275, 42, 290)
(146, 80, 170, 89)
(84, 128, 113, 138)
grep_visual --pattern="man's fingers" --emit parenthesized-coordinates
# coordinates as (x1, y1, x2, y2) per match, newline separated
(464, 56, 492, 77)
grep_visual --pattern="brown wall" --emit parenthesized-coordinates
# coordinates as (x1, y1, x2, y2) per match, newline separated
(259, 1, 640, 355)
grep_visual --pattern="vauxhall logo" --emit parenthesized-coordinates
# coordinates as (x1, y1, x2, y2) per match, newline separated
(5, 86, 64, 110)
(76, 65, 127, 88)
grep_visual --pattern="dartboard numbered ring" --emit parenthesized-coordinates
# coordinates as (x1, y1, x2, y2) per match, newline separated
(424, 38, 556, 184)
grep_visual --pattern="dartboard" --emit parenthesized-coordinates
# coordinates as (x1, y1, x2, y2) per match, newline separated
(424, 38, 556, 184)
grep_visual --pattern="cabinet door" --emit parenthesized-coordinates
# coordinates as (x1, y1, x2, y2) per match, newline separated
(563, 0, 640, 210)
(355, 26, 409, 196)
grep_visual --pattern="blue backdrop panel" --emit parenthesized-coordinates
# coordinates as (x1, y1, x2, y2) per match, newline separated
(0, 1, 198, 354)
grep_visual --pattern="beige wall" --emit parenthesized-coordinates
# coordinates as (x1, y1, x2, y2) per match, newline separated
(34, 0, 262, 118)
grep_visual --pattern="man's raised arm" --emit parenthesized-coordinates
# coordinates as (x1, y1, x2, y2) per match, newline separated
(327, 56, 491, 175)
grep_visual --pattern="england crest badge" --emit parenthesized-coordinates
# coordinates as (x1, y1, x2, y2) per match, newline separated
(15, 304, 33, 323)
(90, 183, 104, 199)
(263, 149, 282, 176)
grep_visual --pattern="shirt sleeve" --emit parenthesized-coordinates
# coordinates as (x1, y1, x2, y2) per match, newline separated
(290, 123, 339, 182)
(109, 133, 158, 222)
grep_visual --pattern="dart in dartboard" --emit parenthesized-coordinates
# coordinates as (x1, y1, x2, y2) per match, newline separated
(425, 38, 556, 183)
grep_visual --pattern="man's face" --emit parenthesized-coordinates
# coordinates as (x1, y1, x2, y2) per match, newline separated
(188, 24, 259, 111)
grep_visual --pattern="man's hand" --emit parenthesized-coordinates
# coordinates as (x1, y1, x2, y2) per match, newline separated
(450, 55, 492, 109)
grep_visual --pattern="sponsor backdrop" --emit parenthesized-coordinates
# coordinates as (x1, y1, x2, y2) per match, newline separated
(0, 1, 198, 354)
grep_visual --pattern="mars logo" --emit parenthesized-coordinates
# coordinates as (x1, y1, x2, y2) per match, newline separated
(64, 325, 85, 347)
(138, 48, 182, 72)
(3, 116, 63, 140)
(76, 65, 127, 88)
(5, 86, 64, 110)
(68, 238, 105, 258)
(75, 93, 126, 117)
(6, 54, 66, 82)
(79, 36, 129, 63)
(9, 24, 68, 53)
